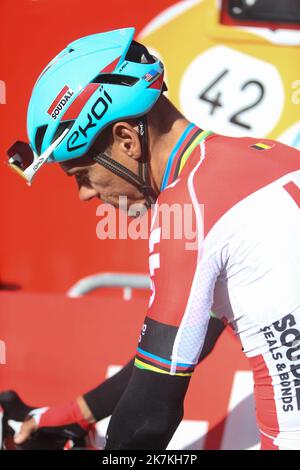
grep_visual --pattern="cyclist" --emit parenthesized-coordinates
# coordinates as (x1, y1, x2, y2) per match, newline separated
(7, 28, 300, 450)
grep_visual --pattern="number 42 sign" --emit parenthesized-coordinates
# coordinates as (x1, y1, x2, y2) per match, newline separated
(180, 46, 284, 138)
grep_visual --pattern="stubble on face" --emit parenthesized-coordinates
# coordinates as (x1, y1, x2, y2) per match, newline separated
(60, 155, 147, 211)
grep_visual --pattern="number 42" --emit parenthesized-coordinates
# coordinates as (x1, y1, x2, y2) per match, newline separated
(198, 69, 265, 130)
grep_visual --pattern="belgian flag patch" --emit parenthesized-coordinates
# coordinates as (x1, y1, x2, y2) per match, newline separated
(251, 142, 274, 151)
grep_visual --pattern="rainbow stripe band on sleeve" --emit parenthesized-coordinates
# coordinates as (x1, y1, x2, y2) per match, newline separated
(134, 347, 195, 376)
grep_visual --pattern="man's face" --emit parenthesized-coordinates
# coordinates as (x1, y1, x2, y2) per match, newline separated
(60, 151, 146, 211)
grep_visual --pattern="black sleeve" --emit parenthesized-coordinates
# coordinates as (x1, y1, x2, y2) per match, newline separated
(198, 317, 225, 362)
(83, 317, 224, 422)
(83, 358, 134, 421)
(105, 367, 190, 450)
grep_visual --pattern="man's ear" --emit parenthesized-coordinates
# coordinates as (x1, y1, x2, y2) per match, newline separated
(112, 122, 142, 160)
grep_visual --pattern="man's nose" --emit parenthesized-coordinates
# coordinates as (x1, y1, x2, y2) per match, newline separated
(78, 185, 98, 202)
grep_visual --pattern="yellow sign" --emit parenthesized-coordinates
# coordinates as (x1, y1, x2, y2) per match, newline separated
(139, 0, 300, 149)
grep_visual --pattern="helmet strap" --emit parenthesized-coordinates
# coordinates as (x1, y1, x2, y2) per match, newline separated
(89, 115, 157, 209)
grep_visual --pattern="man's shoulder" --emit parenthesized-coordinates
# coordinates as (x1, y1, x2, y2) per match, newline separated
(157, 130, 300, 236)
(207, 132, 300, 157)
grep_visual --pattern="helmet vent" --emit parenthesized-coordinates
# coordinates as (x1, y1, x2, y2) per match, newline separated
(125, 40, 155, 64)
(93, 74, 139, 87)
(51, 120, 74, 144)
(34, 124, 48, 155)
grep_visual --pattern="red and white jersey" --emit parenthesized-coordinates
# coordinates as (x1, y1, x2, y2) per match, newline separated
(135, 124, 300, 450)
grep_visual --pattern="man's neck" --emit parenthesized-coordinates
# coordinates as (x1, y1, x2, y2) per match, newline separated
(147, 96, 190, 194)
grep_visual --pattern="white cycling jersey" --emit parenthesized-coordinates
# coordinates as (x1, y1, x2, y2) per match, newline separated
(135, 124, 300, 450)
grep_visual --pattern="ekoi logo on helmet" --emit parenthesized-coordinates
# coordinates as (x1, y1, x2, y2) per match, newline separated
(67, 89, 112, 152)
(47, 85, 74, 121)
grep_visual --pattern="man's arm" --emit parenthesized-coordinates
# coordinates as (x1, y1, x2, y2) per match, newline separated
(12, 316, 224, 445)
(104, 316, 224, 450)
(105, 368, 190, 450)
(105, 182, 221, 449)
(85, 316, 224, 423)
(13, 358, 134, 444)
(83, 357, 134, 421)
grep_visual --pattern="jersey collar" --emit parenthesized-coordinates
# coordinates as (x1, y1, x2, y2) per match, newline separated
(161, 123, 196, 191)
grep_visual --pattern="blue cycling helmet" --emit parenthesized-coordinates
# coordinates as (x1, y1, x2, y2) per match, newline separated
(7, 27, 165, 203)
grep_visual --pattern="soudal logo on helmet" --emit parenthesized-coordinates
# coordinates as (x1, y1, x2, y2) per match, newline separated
(67, 89, 112, 152)
(48, 85, 74, 121)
